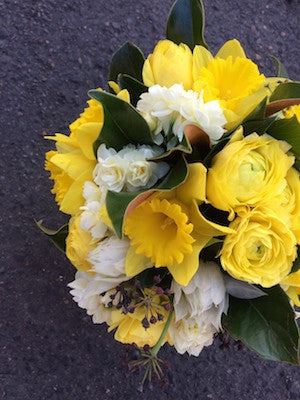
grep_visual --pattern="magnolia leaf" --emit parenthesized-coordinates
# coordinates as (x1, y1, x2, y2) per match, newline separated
(117, 74, 148, 106)
(242, 116, 277, 136)
(151, 134, 192, 160)
(267, 115, 300, 162)
(35, 219, 68, 253)
(224, 275, 267, 299)
(269, 82, 300, 103)
(106, 155, 188, 238)
(166, 0, 208, 50)
(223, 286, 299, 365)
(203, 137, 230, 167)
(270, 55, 289, 79)
(89, 90, 154, 153)
(108, 41, 145, 85)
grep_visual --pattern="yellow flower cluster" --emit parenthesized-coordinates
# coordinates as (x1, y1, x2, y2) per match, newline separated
(143, 39, 269, 130)
(207, 132, 299, 289)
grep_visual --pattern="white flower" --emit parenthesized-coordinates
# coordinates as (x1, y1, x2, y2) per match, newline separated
(137, 83, 227, 144)
(87, 235, 131, 293)
(80, 181, 107, 239)
(68, 271, 113, 324)
(93, 144, 128, 192)
(169, 261, 229, 356)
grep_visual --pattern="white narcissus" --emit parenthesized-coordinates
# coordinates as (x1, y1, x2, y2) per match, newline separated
(169, 261, 228, 356)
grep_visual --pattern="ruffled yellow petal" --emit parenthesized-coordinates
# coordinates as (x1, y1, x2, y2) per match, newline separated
(216, 39, 246, 60)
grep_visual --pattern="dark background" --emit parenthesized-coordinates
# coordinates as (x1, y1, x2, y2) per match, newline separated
(1, 0, 299, 399)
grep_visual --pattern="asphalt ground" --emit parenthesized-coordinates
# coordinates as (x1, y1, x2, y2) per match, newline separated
(0, 0, 299, 399)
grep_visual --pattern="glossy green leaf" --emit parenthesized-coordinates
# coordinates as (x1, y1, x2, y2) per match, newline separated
(106, 155, 188, 237)
(89, 90, 154, 153)
(35, 219, 68, 253)
(117, 74, 148, 106)
(166, 0, 208, 50)
(269, 82, 300, 103)
(270, 55, 289, 79)
(267, 115, 300, 162)
(108, 41, 145, 84)
(223, 286, 299, 364)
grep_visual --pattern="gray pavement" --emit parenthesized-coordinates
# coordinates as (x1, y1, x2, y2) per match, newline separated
(0, 0, 299, 399)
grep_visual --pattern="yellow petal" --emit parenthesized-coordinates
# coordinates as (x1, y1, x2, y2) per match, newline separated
(117, 89, 130, 103)
(189, 200, 235, 237)
(175, 163, 207, 204)
(192, 45, 213, 81)
(50, 150, 94, 180)
(60, 168, 94, 214)
(168, 234, 209, 286)
(216, 39, 246, 60)
(108, 81, 120, 94)
(125, 245, 153, 277)
(75, 122, 102, 160)
(45, 133, 79, 151)
(142, 56, 156, 87)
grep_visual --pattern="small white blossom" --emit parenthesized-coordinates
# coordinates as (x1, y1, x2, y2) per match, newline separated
(87, 235, 131, 293)
(68, 271, 113, 324)
(169, 261, 229, 356)
(137, 83, 227, 144)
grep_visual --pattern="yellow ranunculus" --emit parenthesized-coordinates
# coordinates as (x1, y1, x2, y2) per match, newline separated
(108, 289, 171, 347)
(142, 39, 193, 90)
(206, 133, 294, 220)
(66, 214, 97, 271)
(193, 39, 268, 130)
(281, 269, 300, 306)
(220, 206, 297, 288)
(279, 167, 300, 243)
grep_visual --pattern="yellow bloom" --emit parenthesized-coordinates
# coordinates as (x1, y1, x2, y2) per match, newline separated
(281, 269, 300, 307)
(284, 104, 300, 121)
(124, 163, 234, 286)
(279, 167, 300, 243)
(220, 207, 297, 288)
(108, 288, 171, 347)
(206, 133, 294, 220)
(66, 214, 97, 271)
(193, 40, 266, 130)
(143, 39, 193, 90)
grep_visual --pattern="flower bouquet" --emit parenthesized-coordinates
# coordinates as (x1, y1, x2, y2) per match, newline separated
(39, 0, 300, 386)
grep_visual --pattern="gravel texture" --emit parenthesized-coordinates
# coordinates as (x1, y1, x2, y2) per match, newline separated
(0, 0, 299, 399)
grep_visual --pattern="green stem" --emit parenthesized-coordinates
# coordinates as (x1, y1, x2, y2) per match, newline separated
(151, 311, 174, 356)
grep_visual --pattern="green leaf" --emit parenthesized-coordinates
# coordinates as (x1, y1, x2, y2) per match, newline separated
(270, 55, 289, 79)
(89, 90, 154, 153)
(166, 0, 208, 50)
(35, 219, 68, 253)
(203, 137, 230, 167)
(223, 286, 299, 364)
(267, 115, 300, 162)
(242, 117, 277, 136)
(242, 97, 268, 125)
(117, 74, 148, 106)
(269, 82, 300, 103)
(291, 247, 300, 274)
(106, 155, 188, 237)
(108, 41, 145, 84)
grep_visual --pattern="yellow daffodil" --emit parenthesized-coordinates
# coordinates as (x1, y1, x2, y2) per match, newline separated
(45, 89, 129, 215)
(124, 163, 234, 286)
(284, 104, 300, 121)
(193, 39, 267, 130)
(66, 214, 97, 271)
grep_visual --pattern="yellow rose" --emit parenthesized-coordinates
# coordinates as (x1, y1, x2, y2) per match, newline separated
(66, 214, 96, 271)
(207, 133, 294, 220)
(142, 39, 193, 90)
(220, 206, 297, 288)
(279, 167, 300, 243)
(281, 269, 300, 307)
(108, 289, 171, 347)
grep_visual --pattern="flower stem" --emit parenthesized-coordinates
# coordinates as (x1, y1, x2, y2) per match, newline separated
(151, 311, 173, 356)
